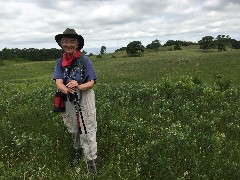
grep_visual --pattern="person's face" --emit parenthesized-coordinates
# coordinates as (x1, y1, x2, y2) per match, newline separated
(61, 37, 78, 54)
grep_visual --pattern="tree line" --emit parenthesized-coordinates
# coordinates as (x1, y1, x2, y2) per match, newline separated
(0, 48, 63, 61)
(198, 35, 240, 51)
(115, 34, 240, 57)
(0, 34, 239, 60)
(114, 39, 196, 56)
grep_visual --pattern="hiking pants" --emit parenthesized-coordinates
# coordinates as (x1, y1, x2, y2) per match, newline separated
(62, 89, 97, 160)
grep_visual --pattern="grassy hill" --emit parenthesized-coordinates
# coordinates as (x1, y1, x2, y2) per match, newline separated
(1, 47, 239, 86)
(0, 47, 240, 179)
(92, 48, 240, 86)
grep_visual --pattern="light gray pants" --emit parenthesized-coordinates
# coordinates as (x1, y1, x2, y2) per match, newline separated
(62, 89, 97, 160)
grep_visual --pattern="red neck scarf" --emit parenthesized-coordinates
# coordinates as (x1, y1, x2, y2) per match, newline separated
(62, 51, 81, 67)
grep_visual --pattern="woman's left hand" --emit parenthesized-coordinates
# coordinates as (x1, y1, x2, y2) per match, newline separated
(66, 80, 78, 89)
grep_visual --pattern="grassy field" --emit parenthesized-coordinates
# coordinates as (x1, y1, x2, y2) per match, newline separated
(1, 47, 240, 86)
(0, 47, 240, 179)
(92, 47, 240, 86)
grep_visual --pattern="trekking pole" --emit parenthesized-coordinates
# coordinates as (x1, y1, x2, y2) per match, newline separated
(73, 91, 97, 173)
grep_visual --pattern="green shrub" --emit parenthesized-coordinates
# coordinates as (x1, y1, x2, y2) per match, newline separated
(1, 77, 240, 179)
(213, 73, 232, 91)
(174, 44, 182, 50)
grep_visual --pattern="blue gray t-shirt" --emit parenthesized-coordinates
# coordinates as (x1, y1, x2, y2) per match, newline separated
(53, 55, 96, 84)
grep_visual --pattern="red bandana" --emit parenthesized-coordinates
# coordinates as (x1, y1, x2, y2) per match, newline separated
(62, 51, 81, 67)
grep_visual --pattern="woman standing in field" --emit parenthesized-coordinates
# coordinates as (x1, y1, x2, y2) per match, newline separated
(53, 28, 97, 173)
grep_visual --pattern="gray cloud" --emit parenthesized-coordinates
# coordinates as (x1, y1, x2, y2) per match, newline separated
(0, 0, 239, 50)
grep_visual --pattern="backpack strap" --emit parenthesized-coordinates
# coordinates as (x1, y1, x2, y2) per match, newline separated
(75, 55, 85, 84)
(62, 55, 85, 85)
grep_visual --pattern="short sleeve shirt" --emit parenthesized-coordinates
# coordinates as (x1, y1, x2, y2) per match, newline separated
(53, 55, 97, 84)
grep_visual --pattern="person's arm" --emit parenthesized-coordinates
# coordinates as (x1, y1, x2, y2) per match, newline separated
(53, 59, 74, 93)
(78, 80, 94, 91)
(66, 80, 94, 91)
(56, 79, 75, 94)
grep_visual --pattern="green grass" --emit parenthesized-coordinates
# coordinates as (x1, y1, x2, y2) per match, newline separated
(0, 47, 240, 179)
(2, 48, 239, 86)
(92, 49, 240, 86)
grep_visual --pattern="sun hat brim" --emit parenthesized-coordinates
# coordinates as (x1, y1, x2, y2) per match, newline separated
(55, 32, 84, 50)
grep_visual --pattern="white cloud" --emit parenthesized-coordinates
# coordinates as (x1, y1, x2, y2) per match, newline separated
(203, 0, 221, 8)
(0, 0, 239, 51)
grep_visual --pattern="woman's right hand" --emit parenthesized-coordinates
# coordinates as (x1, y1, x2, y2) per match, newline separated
(56, 79, 71, 94)
(67, 87, 76, 94)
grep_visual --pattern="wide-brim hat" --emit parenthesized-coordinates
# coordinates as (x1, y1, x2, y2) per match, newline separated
(55, 28, 84, 50)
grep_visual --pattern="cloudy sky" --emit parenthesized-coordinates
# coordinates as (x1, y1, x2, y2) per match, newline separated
(0, 0, 239, 53)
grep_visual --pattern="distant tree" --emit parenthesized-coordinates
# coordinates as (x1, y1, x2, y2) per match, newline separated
(175, 40, 182, 46)
(126, 41, 144, 57)
(146, 39, 162, 50)
(181, 41, 194, 46)
(230, 39, 240, 49)
(82, 50, 87, 55)
(174, 44, 182, 50)
(163, 40, 176, 47)
(100, 46, 106, 55)
(0, 48, 63, 61)
(1, 48, 14, 60)
(215, 35, 231, 51)
(115, 47, 127, 52)
(199, 36, 215, 50)
(163, 40, 194, 47)
(88, 53, 94, 57)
